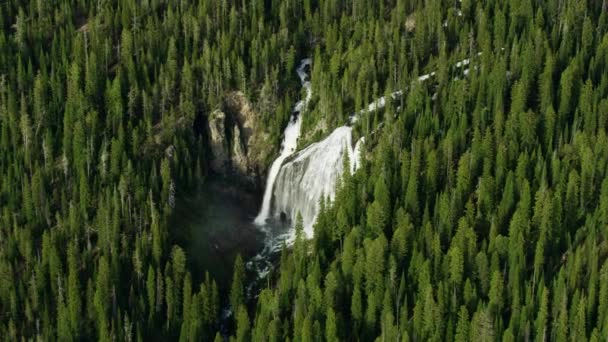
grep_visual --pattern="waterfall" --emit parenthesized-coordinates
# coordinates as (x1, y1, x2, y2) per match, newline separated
(256, 55, 475, 242)
(272, 127, 362, 238)
(254, 59, 312, 226)
(247, 55, 481, 281)
(352, 137, 365, 170)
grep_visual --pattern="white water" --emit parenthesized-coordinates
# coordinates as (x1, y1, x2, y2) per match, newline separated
(254, 59, 312, 225)
(265, 57, 468, 239)
(271, 126, 361, 238)
(255, 55, 477, 248)
(352, 137, 365, 170)
(245, 53, 487, 287)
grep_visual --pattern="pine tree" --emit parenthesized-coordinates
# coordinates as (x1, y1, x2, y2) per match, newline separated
(235, 305, 250, 342)
(454, 306, 469, 342)
(67, 242, 81, 338)
(146, 266, 156, 322)
(230, 255, 245, 312)
(325, 307, 338, 341)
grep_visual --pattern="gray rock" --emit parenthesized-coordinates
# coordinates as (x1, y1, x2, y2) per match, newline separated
(209, 109, 229, 173)
(206, 91, 276, 189)
(232, 124, 249, 176)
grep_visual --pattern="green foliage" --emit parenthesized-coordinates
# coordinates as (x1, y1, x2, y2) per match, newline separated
(1, 0, 608, 340)
(222, 0, 608, 340)
(230, 255, 245, 312)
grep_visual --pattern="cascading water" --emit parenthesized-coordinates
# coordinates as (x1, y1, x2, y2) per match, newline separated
(271, 126, 361, 238)
(254, 58, 312, 226)
(253, 58, 364, 248)
(247, 54, 479, 289)
(352, 137, 365, 170)
(255, 55, 475, 249)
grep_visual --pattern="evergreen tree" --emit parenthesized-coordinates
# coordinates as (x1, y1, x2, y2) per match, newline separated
(230, 255, 245, 312)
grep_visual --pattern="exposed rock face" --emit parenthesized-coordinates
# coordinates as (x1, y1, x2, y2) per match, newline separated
(209, 109, 230, 173)
(207, 91, 273, 187)
(232, 124, 248, 175)
(226, 92, 255, 150)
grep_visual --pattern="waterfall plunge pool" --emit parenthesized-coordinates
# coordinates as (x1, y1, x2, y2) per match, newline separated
(171, 176, 294, 306)
(170, 178, 267, 289)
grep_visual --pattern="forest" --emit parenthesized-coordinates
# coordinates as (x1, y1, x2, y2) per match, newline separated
(1, 0, 608, 341)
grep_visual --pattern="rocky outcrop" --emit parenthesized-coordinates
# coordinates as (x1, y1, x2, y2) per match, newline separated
(207, 91, 274, 187)
(209, 110, 230, 173)
(232, 124, 248, 175)
(226, 92, 255, 150)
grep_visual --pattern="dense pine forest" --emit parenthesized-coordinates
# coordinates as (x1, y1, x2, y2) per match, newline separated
(1, 0, 608, 341)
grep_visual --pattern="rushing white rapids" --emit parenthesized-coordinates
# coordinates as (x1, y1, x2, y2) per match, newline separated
(254, 59, 312, 226)
(272, 126, 361, 238)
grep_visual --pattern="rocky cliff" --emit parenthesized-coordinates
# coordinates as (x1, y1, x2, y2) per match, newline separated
(208, 91, 273, 188)
(209, 110, 229, 172)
